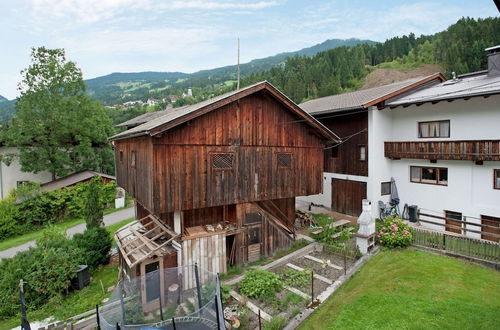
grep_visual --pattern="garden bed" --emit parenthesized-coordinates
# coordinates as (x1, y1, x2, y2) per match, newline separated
(223, 242, 361, 330)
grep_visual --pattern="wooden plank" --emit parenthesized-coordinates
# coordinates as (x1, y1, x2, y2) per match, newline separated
(284, 286, 311, 300)
(304, 254, 343, 270)
(286, 263, 333, 284)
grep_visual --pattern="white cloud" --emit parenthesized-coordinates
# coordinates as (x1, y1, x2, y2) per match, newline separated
(170, 1, 278, 10)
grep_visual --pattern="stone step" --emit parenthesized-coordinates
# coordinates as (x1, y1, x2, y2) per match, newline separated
(286, 263, 333, 285)
(304, 254, 343, 271)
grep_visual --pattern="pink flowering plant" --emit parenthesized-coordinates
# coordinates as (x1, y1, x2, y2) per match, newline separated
(377, 215, 413, 249)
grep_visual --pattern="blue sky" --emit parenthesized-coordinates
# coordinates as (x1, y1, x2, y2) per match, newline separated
(0, 0, 497, 99)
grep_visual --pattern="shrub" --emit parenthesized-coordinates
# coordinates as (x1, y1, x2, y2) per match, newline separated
(239, 270, 282, 301)
(0, 244, 80, 318)
(377, 215, 414, 249)
(83, 177, 105, 228)
(0, 196, 20, 239)
(72, 227, 112, 269)
(264, 316, 287, 330)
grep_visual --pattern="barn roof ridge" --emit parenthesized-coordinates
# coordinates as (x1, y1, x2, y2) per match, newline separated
(109, 81, 339, 143)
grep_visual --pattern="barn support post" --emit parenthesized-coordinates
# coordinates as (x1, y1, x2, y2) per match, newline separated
(194, 263, 203, 310)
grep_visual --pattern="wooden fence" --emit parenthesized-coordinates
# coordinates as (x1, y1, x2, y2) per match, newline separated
(412, 227, 500, 267)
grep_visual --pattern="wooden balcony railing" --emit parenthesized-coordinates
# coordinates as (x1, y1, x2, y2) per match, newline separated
(385, 140, 500, 161)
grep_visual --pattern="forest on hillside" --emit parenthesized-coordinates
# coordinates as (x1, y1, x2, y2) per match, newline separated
(241, 17, 500, 104)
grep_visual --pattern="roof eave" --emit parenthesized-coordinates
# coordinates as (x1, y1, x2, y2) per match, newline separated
(388, 90, 500, 109)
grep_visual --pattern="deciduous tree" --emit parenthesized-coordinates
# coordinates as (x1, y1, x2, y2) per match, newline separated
(3, 47, 115, 180)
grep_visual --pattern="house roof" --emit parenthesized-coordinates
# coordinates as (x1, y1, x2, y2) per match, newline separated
(387, 71, 500, 108)
(41, 170, 115, 191)
(110, 81, 340, 142)
(300, 73, 446, 115)
(115, 107, 179, 128)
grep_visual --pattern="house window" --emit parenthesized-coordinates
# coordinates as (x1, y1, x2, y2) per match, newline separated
(418, 120, 450, 138)
(131, 151, 136, 168)
(359, 145, 366, 161)
(494, 170, 500, 190)
(445, 210, 463, 234)
(410, 166, 448, 185)
(481, 215, 500, 242)
(277, 153, 292, 168)
(212, 153, 234, 170)
(381, 182, 391, 195)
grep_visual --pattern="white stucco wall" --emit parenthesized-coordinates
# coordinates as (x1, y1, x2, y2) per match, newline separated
(0, 147, 52, 199)
(369, 95, 500, 236)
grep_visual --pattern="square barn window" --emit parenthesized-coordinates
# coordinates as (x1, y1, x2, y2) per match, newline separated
(381, 182, 391, 195)
(277, 153, 292, 168)
(212, 153, 234, 170)
(495, 170, 500, 190)
(418, 120, 450, 138)
(410, 166, 448, 186)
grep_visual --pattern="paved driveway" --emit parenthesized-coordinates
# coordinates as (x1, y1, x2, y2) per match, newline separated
(0, 206, 135, 259)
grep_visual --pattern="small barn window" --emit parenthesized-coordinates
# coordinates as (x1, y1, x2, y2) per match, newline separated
(381, 182, 391, 195)
(131, 151, 136, 168)
(494, 169, 500, 190)
(277, 153, 292, 168)
(359, 145, 366, 161)
(245, 212, 262, 225)
(119, 150, 124, 162)
(248, 227, 261, 245)
(212, 153, 234, 170)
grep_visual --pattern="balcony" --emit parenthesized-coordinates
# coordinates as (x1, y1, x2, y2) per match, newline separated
(384, 140, 500, 161)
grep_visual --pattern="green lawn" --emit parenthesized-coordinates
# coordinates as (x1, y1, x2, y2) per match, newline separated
(106, 217, 135, 234)
(0, 263, 118, 329)
(299, 249, 500, 330)
(0, 206, 130, 251)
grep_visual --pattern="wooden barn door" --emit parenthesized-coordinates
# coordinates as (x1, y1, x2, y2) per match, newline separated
(331, 179, 366, 216)
(245, 212, 262, 262)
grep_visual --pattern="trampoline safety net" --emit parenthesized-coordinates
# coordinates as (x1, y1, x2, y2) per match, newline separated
(98, 264, 225, 330)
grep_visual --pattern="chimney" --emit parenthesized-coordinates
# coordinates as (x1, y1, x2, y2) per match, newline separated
(486, 45, 500, 77)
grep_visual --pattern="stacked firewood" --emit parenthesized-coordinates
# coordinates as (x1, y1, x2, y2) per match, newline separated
(295, 210, 318, 228)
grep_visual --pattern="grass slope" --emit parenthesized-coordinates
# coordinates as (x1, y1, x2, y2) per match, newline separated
(299, 249, 500, 330)
(0, 207, 130, 252)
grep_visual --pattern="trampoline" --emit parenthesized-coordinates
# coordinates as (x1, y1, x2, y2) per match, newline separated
(98, 265, 225, 330)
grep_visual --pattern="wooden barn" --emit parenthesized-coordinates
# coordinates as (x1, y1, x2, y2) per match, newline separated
(109, 81, 338, 282)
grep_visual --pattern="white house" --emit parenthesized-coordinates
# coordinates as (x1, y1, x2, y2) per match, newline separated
(0, 146, 52, 199)
(301, 46, 500, 242)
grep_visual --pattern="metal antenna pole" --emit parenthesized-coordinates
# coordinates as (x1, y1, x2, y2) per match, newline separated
(237, 38, 240, 90)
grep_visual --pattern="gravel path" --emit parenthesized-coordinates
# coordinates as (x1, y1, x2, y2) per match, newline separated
(0, 206, 135, 259)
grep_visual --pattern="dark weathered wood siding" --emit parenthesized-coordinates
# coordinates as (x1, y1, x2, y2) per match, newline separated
(316, 111, 368, 176)
(114, 136, 154, 211)
(150, 92, 325, 213)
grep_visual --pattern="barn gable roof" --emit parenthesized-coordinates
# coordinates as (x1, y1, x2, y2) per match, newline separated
(110, 81, 339, 142)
